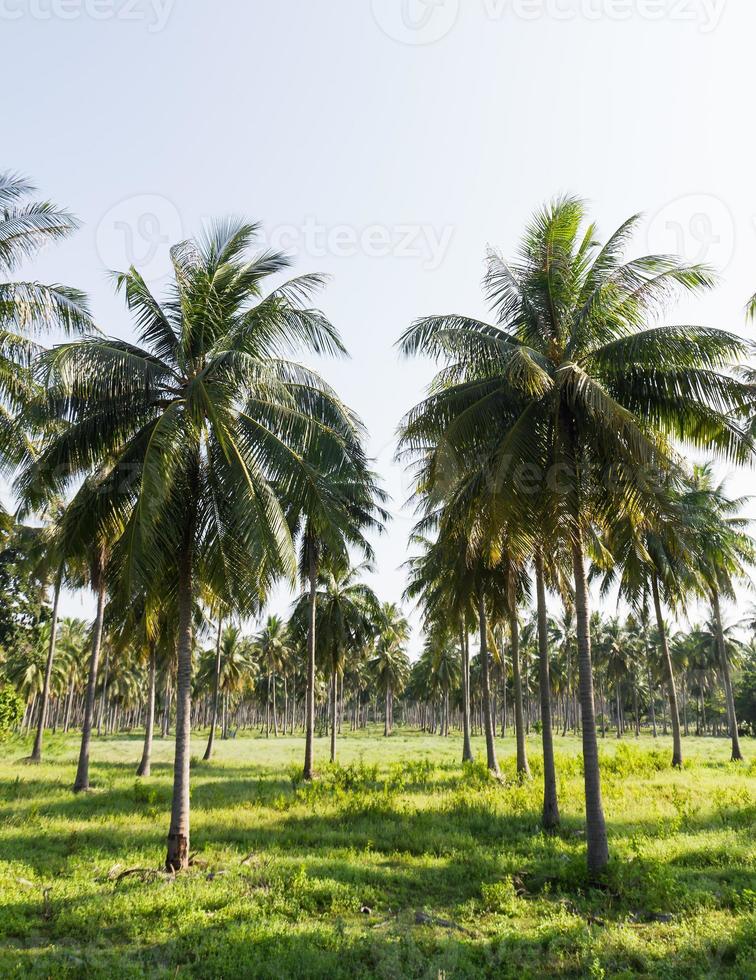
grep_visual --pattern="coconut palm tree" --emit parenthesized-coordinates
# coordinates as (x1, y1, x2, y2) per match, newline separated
(294, 563, 381, 763)
(532, 553, 562, 827)
(21, 220, 362, 870)
(291, 464, 387, 778)
(680, 465, 755, 760)
(254, 615, 291, 737)
(404, 531, 477, 762)
(398, 197, 752, 874)
(0, 171, 92, 475)
(371, 602, 411, 736)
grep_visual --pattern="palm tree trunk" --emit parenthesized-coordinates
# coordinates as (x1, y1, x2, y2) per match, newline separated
(460, 624, 474, 762)
(384, 683, 390, 736)
(571, 530, 609, 877)
(266, 674, 271, 737)
(203, 615, 224, 761)
(478, 596, 500, 776)
(137, 641, 157, 777)
(272, 672, 279, 737)
(73, 573, 106, 793)
(30, 574, 62, 763)
(330, 671, 337, 763)
(647, 663, 657, 737)
(303, 547, 317, 780)
(63, 673, 74, 732)
(651, 573, 683, 767)
(711, 590, 743, 762)
(535, 553, 559, 829)
(510, 610, 530, 778)
(166, 537, 194, 873)
(97, 647, 110, 737)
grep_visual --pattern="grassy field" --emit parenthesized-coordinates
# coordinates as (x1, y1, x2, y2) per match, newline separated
(0, 729, 754, 979)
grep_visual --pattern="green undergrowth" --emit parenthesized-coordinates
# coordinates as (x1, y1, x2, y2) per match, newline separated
(0, 730, 753, 978)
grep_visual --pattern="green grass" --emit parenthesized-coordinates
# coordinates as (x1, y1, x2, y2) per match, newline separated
(0, 729, 754, 979)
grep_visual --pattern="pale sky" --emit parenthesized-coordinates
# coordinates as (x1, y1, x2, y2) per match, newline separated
(5, 0, 756, 652)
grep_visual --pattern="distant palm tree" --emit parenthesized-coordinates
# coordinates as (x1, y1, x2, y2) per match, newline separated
(371, 602, 411, 736)
(254, 615, 291, 737)
(23, 220, 359, 870)
(294, 563, 380, 762)
(291, 464, 386, 779)
(404, 532, 477, 763)
(680, 465, 755, 760)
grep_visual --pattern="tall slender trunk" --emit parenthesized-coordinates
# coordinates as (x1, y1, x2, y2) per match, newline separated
(478, 597, 500, 776)
(330, 669, 337, 763)
(166, 532, 194, 873)
(460, 624, 474, 762)
(97, 645, 111, 737)
(571, 530, 609, 876)
(30, 574, 62, 763)
(535, 553, 559, 829)
(283, 674, 288, 734)
(137, 641, 157, 777)
(63, 673, 75, 732)
(384, 683, 391, 736)
(647, 662, 657, 737)
(73, 572, 106, 793)
(162, 678, 172, 737)
(510, 610, 530, 778)
(303, 546, 317, 780)
(203, 615, 224, 761)
(651, 573, 682, 767)
(272, 672, 279, 736)
(265, 675, 271, 737)
(711, 590, 743, 762)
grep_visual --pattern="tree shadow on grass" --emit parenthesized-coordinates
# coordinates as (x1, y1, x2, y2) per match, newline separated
(3, 906, 753, 979)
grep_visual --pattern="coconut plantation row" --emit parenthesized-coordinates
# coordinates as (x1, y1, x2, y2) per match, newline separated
(0, 172, 755, 978)
(8, 599, 754, 765)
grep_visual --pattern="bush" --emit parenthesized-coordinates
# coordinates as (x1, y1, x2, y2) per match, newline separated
(0, 685, 23, 739)
(481, 878, 519, 915)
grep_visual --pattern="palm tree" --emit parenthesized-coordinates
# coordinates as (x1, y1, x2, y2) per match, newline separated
(0, 512, 67, 762)
(398, 197, 751, 874)
(680, 465, 754, 760)
(70, 534, 109, 793)
(594, 476, 705, 765)
(201, 606, 226, 761)
(371, 602, 411, 736)
(291, 464, 386, 779)
(106, 591, 174, 777)
(22, 220, 360, 870)
(532, 554, 561, 827)
(0, 171, 92, 475)
(254, 615, 291, 737)
(294, 563, 380, 763)
(404, 531, 476, 762)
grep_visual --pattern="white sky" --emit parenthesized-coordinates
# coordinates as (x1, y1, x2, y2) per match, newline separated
(4, 0, 755, 654)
